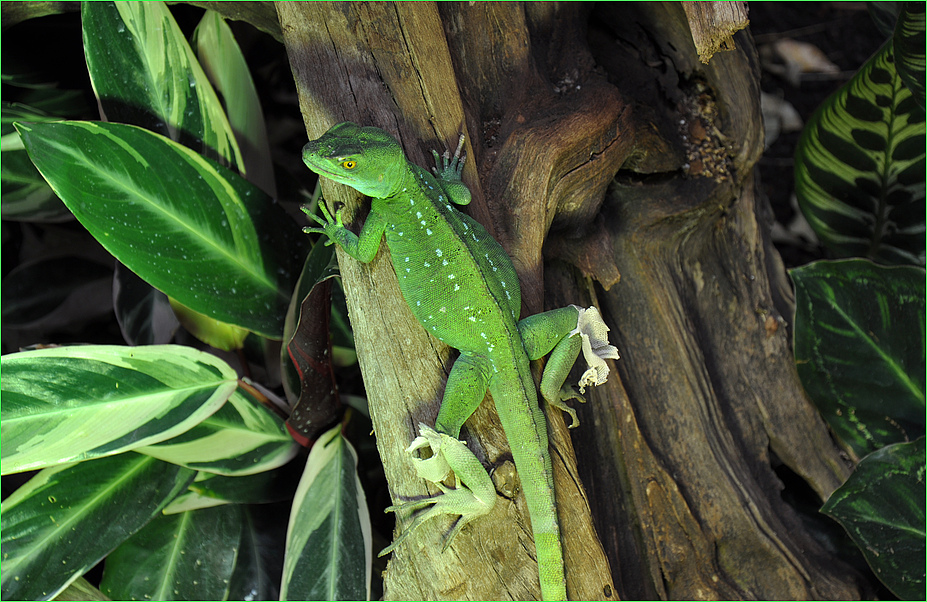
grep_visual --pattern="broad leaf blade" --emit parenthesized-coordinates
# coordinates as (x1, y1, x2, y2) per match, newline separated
(821, 438, 925, 600)
(138, 386, 299, 476)
(1, 101, 71, 222)
(0, 344, 237, 474)
(81, 0, 243, 170)
(791, 259, 925, 457)
(100, 505, 243, 601)
(281, 425, 372, 601)
(794, 41, 925, 266)
(0, 454, 195, 601)
(15, 120, 303, 337)
(228, 507, 283, 602)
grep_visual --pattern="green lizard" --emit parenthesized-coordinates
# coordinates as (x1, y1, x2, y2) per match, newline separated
(302, 122, 618, 601)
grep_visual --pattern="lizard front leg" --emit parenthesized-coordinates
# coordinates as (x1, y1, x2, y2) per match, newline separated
(301, 201, 387, 263)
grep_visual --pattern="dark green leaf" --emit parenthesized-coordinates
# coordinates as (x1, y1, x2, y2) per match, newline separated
(893, 2, 926, 108)
(0, 454, 195, 601)
(822, 438, 925, 600)
(791, 259, 925, 457)
(113, 261, 179, 345)
(1, 255, 112, 325)
(15, 120, 305, 337)
(100, 505, 243, 601)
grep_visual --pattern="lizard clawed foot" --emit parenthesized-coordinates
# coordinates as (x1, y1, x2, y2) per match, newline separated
(431, 133, 467, 180)
(379, 424, 496, 557)
(548, 384, 586, 428)
(301, 201, 344, 244)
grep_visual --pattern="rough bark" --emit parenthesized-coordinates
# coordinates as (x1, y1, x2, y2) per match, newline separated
(279, 1, 862, 600)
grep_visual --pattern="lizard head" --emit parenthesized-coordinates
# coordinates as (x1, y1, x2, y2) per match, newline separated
(302, 122, 407, 198)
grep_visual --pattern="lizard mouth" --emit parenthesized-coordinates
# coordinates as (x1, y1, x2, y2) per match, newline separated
(306, 162, 356, 183)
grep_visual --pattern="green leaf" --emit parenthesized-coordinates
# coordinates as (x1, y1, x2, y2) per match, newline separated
(193, 10, 276, 196)
(228, 507, 281, 601)
(163, 463, 301, 514)
(1, 256, 113, 326)
(868, 2, 902, 38)
(81, 0, 244, 171)
(794, 41, 926, 266)
(0, 454, 195, 601)
(0, 344, 237, 474)
(894, 2, 926, 108)
(281, 425, 371, 601)
(791, 259, 925, 457)
(138, 385, 298, 476)
(822, 438, 926, 600)
(15, 120, 304, 337)
(100, 505, 243, 601)
(1, 102, 71, 222)
(113, 262, 179, 345)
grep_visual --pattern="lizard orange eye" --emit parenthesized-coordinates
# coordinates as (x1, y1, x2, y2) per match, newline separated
(342, 160, 357, 169)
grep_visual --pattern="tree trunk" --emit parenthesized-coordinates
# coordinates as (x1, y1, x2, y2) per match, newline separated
(278, 2, 862, 599)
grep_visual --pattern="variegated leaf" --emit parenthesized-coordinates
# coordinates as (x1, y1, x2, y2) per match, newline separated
(0, 344, 237, 474)
(893, 2, 925, 108)
(193, 10, 276, 196)
(139, 386, 298, 476)
(281, 425, 372, 601)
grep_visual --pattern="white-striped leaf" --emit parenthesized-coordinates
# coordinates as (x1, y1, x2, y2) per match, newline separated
(139, 386, 299, 476)
(15, 120, 304, 337)
(0, 453, 196, 601)
(794, 41, 925, 266)
(100, 505, 243, 601)
(281, 425, 372, 601)
(81, 0, 244, 171)
(0, 344, 237, 475)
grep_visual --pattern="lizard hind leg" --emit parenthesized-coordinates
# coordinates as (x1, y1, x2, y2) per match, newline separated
(380, 425, 497, 556)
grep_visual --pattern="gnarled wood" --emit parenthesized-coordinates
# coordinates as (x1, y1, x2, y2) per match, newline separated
(280, 1, 862, 600)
